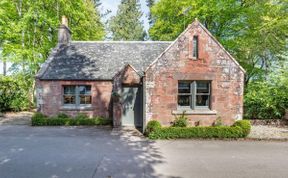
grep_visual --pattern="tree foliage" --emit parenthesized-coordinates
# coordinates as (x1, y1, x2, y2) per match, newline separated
(109, 0, 146, 40)
(0, 75, 30, 112)
(0, 0, 105, 111)
(244, 62, 288, 119)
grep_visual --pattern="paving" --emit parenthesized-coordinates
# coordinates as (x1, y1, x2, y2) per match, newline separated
(1, 125, 288, 178)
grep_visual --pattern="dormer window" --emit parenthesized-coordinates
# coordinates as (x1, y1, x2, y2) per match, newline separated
(192, 36, 199, 59)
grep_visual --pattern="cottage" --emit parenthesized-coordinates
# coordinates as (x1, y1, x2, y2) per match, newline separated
(36, 16, 245, 129)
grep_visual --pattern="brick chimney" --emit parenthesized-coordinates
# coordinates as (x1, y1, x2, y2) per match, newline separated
(58, 16, 71, 44)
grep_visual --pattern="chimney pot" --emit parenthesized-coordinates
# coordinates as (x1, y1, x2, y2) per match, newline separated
(62, 16, 68, 27)
(58, 15, 71, 45)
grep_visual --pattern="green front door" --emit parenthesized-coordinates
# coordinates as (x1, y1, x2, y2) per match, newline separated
(121, 86, 143, 127)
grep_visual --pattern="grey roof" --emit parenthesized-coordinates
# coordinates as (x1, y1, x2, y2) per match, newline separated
(37, 41, 172, 80)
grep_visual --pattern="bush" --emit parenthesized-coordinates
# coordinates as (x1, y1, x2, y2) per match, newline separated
(31, 112, 112, 126)
(172, 111, 188, 127)
(0, 76, 30, 112)
(149, 126, 244, 139)
(147, 119, 252, 140)
(233, 120, 251, 137)
(57, 113, 70, 119)
(31, 112, 47, 126)
(145, 120, 161, 135)
(244, 80, 288, 119)
(74, 113, 89, 120)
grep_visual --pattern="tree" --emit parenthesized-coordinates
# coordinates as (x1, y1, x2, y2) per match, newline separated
(109, 0, 146, 40)
(148, 0, 288, 83)
(0, 0, 105, 109)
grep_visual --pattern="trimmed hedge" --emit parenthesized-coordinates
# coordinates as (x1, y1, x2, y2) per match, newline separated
(147, 120, 251, 139)
(31, 112, 112, 126)
(233, 120, 251, 137)
(145, 120, 161, 135)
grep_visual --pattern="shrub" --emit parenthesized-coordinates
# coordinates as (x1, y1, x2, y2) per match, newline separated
(172, 111, 188, 127)
(148, 126, 244, 140)
(147, 119, 252, 140)
(57, 113, 70, 119)
(145, 120, 161, 135)
(31, 112, 112, 126)
(233, 120, 251, 137)
(31, 112, 47, 126)
(244, 80, 288, 119)
(74, 113, 89, 120)
(0, 76, 30, 112)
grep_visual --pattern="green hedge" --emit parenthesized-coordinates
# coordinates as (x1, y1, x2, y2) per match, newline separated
(233, 120, 251, 137)
(145, 120, 161, 135)
(147, 120, 251, 139)
(31, 112, 112, 126)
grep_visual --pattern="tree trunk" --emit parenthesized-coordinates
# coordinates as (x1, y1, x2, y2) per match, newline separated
(3, 61, 6, 76)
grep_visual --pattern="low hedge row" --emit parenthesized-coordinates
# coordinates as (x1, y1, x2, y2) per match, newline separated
(31, 112, 112, 126)
(147, 120, 251, 139)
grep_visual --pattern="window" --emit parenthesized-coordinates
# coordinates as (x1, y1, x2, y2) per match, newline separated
(63, 85, 91, 106)
(63, 86, 76, 104)
(178, 81, 210, 109)
(192, 36, 199, 59)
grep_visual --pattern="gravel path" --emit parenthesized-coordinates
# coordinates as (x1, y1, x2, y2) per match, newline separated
(0, 112, 33, 125)
(248, 125, 288, 140)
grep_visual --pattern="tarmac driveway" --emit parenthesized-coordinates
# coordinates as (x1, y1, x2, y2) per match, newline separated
(0, 125, 288, 178)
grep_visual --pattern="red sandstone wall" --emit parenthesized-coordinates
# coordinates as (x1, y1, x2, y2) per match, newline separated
(36, 80, 113, 118)
(145, 21, 245, 126)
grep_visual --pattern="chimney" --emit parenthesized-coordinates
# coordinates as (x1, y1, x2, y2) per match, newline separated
(58, 16, 71, 44)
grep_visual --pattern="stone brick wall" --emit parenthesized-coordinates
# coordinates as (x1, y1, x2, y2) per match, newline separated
(145, 21, 245, 126)
(36, 80, 113, 118)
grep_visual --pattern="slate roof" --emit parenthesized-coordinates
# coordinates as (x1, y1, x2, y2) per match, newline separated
(36, 41, 172, 80)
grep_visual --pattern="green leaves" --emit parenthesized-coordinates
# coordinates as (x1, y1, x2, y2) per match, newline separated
(244, 67, 288, 119)
(0, 0, 105, 110)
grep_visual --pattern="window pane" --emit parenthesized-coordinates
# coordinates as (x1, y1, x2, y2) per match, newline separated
(178, 95, 190, 106)
(64, 95, 75, 104)
(64, 86, 75, 94)
(178, 82, 190, 93)
(79, 85, 91, 95)
(193, 36, 199, 58)
(197, 82, 209, 93)
(196, 95, 209, 106)
(80, 95, 92, 104)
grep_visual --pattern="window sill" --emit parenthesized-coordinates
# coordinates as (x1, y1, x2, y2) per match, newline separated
(172, 109, 217, 115)
(60, 105, 93, 111)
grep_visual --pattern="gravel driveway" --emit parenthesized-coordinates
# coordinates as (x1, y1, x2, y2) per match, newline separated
(0, 112, 32, 125)
(248, 125, 288, 140)
(1, 125, 288, 178)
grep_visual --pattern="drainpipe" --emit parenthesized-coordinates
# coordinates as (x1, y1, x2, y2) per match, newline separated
(142, 73, 147, 133)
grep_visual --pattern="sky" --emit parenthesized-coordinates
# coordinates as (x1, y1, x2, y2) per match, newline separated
(99, 0, 150, 31)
